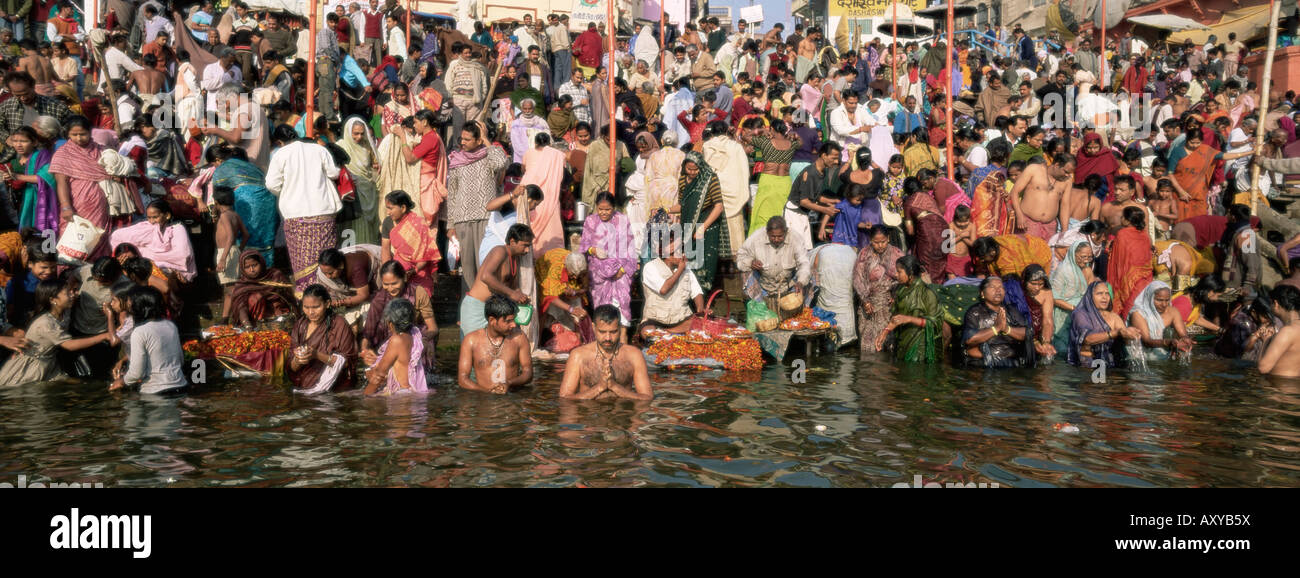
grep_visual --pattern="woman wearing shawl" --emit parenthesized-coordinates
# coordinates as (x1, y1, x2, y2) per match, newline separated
(228, 249, 295, 327)
(1050, 239, 1097, 352)
(288, 284, 359, 392)
(519, 132, 567, 255)
(580, 192, 639, 334)
(212, 150, 279, 264)
(50, 116, 114, 260)
(1129, 280, 1194, 361)
(902, 127, 941, 177)
(799, 72, 824, 118)
(971, 234, 1052, 279)
(873, 255, 943, 362)
(1022, 265, 1058, 357)
(361, 261, 438, 377)
(968, 152, 1012, 237)
(381, 83, 422, 136)
(109, 200, 197, 282)
(901, 176, 947, 282)
(6, 127, 57, 233)
(1067, 280, 1140, 367)
(1008, 126, 1046, 164)
(1074, 132, 1119, 201)
(537, 248, 594, 353)
(677, 152, 727, 292)
(335, 116, 381, 246)
(644, 133, 686, 222)
(1214, 293, 1281, 361)
(381, 191, 441, 296)
(744, 121, 801, 237)
(377, 117, 422, 214)
(139, 123, 192, 179)
(1108, 207, 1154, 319)
(962, 276, 1036, 368)
(395, 109, 448, 223)
(853, 225, 903, 353)
(927, 96, 948, 148)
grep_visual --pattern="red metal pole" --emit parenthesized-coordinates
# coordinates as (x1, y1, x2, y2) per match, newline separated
(406, 0, 412, 42)
(1100, 0, 1107, 91)
(945, 2, 954, 181)
(306, 0, 318, 138)
(608, 0, 616, 197)
(891, 2, 897, 98)
(660, 0, 666, 91)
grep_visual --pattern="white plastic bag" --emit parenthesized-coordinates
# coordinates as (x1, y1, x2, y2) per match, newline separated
(446, 235, 461, 271)
(55, 216, 105, 266)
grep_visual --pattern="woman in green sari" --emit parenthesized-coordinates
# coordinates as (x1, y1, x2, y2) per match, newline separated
(1049, 239, 1096, 353)
(1008, 126, 1047, 163)
(335, 116, 381, 246)
(873, 254, 944, 362)
(677, 151, 727, 292)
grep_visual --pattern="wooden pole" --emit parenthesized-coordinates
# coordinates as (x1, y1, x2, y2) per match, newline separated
(1249, 0, 1282, 215)
(306, 0, 318, 138)
(945, 2, 954, 180)
(608, 0, 616, 197)
(94, 44, 121, 133)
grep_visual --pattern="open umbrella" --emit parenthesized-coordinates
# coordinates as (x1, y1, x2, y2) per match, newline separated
(878, 20, 934, 39)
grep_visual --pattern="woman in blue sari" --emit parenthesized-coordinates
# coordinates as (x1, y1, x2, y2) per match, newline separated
(212, 149, 279, 265)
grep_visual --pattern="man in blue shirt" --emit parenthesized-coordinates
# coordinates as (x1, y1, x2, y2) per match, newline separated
(188, 2, 214, 45)
(894, 95, 925, 135)
(1015, 28, 1036, 70)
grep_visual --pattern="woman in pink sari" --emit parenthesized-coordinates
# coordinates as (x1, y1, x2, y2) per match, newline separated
(109, 200, 197, 282)
(519, 132, 567, 255)
(580, 192, 638, 340)
(51, 116, 113, 260)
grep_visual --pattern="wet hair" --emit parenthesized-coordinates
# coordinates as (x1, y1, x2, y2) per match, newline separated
(1023, 264, 1050, 290)
(1275, 285, 1300, 313)
(1114, 174, 1136, 191)
(953, 204, 971, 222)
(213, 186, 235, 207)
(592, 304, 621, 326)
(300, 284, 333, 318)
(91, 256, 122, 282)
(484, 293, 519, 321)
(971, 237, 1000, 260)
(382, 298, 416, 333)
(385, 190, 416, 211)
(32, 278, 69, 319)
(895, 255, 923, 279)
(1082, 174, 1103, 193)
(129, 286, 167, 322)
(978, 275, 1004, 295)
(1122, 205, 1146, 230)
(506, 224, 535, 244)
(318, 248, 346, 269)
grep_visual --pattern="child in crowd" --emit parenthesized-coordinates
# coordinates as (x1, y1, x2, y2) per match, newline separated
(945, 204, 977, 279)
(212, 185, 248, 322)
(363, 298, 428, 395)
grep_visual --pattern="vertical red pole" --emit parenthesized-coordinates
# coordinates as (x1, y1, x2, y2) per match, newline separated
(306, 0, 318, 138)
(407, 0, 412, 43)
(608, 0, 616, 196)
(891, 2, 897, 98)
(1100, 0, 1107, 90)
(660, 0, 666, 91)
(945, 2, 954, 181)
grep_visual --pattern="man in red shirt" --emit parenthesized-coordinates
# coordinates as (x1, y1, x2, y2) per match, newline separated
(361, 0, 384, 66)
(572, 22, 603, 79)
(333, 3, 353, 54)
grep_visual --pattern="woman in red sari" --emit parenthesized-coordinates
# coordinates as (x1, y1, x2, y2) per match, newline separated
(1074, 132, 1120, 202)
(903, 175, 948, 282)
(396, 109, 448, 223)
(51, 116, 114, 260)
(229, 249, 296, 327)
(927, 94, 948, 148)
(380, 190, 441, 296)
(1107, 206, 1154, 320)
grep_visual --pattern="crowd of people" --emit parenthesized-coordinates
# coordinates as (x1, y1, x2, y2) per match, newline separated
(1, 2, 1300, 400)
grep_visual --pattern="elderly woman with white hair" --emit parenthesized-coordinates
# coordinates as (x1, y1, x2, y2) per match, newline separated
(537, 246, 593, 353)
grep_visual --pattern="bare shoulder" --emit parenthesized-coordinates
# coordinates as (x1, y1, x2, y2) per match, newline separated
(618, 344, 646, 365)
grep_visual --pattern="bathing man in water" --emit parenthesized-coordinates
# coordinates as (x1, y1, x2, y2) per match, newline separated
(558, 305, 653, 400)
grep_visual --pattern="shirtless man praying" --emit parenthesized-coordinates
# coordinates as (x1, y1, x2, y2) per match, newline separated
(1011, 155, 1072, 241)
(559, 305, 653, 400)
(462, 224, 533, 337)
(459, 294, 533, 394)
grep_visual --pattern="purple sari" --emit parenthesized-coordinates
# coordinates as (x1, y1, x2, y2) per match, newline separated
(580, 212, 638, 325)
(19, 148, 58, 232)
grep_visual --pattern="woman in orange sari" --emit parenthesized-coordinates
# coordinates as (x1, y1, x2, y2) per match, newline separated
(1173, 130, 1251, 221)
(519, 132, 567, 255)
(381, 190, 442, 296)
(968, 143, 1012, 237)
(1107, 206, 1154, 319)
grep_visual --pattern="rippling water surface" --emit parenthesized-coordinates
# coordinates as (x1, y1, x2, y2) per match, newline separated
(3, 349, 1299, 487)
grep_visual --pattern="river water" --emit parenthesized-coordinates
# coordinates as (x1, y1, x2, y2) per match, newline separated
(2, 349, 1299, 488)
